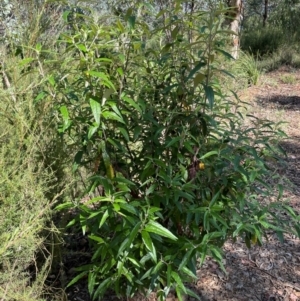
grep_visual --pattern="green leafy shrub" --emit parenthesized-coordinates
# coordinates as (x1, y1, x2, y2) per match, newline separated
(255, 45, 300, 72)
(40, 3, 300, 300)
(241, 2, 300, 71)
(241, 27, 284, 57)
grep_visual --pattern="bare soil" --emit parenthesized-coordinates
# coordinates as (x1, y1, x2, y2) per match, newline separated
(194, 66, 300, 301)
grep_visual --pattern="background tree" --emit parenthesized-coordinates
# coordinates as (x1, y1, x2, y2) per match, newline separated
(241, 0, 300, 58)
(225, 0, 243, 58)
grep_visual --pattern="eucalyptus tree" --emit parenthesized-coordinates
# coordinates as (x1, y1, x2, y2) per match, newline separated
(241, 0, 300, 53)
(243, 0, 300, 29)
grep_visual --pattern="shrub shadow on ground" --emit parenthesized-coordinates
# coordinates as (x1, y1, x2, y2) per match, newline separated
(194, 236, 300, 301)
(50, 234, 300, 301)
(279, 139, 300, 196)
(256, 95, 300, 111)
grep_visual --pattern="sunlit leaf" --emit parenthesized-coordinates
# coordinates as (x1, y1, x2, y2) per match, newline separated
(171, 271, 186, 293)
(102, 111, 124, 123)
(200, 150, 218, 159)
(122, 94, 142, 113)
(194, 73, 205, 87)
(145, 221, 178, 240)
(90, 98, 101, 124)
(99, 210, 109, 229)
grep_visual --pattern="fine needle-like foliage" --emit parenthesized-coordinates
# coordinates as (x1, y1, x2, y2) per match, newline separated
(0, 58, 56, 301)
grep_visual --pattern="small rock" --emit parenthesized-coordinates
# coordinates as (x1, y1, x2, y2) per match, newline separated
(225, 282, 233, 291)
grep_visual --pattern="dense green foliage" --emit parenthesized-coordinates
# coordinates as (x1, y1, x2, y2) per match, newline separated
(241, 0, 300, 68)
(46, 3, 298, 300)
(1, 1, 300, 301)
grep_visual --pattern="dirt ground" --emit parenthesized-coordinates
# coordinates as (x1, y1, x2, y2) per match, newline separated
(58, 67, 300, 301)
(194, 66, 300, 301)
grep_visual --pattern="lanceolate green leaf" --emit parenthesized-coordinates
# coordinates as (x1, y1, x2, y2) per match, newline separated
(209, 189, 221, 208)
(187, 62, 206, 80)
(67, 271, 88, 288)
(93, 278, 111, 299)
(144, 221, 178, 240)
(60, 105, 69, 123)
(128, 221, 142, 246)
(171, 271, 186, 293)
(186, 288, 201, 300)
(127, 15, 136, 29)
(117, 222, 141, 257)
(194, 73, 205, 87)
(118, 127, 129, 141)
(178, 248, 193, 271)
(87, 71, 109, 80)
(99, 210, 109, 229)
(88, 272, 96, 295)
(121, 94, 142, 113)
(87, 71, 116, 90)
(204, 85, 214, 110)
(181, 266, 197, 280)
(90, 98, 101, 125)
(141, 230, 157, 262)
(200, 150, 218, 159)
(88, 125, 98, 139)
(216, 48, 234, 60)
(102, 111, 125, 123)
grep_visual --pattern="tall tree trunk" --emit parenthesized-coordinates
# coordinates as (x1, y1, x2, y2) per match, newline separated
(263, 0, 268, 27)
(226, 0, 243, 59)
